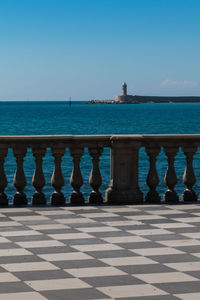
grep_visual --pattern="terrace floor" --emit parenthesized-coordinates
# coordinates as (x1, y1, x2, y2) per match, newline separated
(0, 204, 200, 299)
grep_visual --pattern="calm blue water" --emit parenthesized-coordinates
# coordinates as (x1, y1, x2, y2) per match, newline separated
(1, 101, 200, 202)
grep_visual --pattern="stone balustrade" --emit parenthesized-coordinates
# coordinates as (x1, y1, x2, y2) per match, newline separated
(0, 134, 200, 206)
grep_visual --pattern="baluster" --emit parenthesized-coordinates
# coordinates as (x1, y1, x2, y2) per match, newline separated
(88, 147, 103, 204)
(51, 147, 65, 205)
(32, 147, 46, 205)
(70, 147, 84, 205)
(182, 146, 197, 202)
(163, 146, 179, 203)
(145, 146, 160, 203)
(13, 147, 27, 206)
(0, 146, 8, 206)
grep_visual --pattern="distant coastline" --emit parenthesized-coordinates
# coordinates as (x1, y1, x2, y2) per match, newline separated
(85, 96, 200, 104)
(85, 83, 200, 104)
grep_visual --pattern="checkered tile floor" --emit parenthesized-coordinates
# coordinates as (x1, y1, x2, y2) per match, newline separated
(1, 204, 200, 299)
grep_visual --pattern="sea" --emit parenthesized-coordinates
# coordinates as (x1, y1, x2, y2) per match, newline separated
(1, 100, 200, 203)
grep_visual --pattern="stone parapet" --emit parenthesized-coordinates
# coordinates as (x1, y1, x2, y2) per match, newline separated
(1, 134, 200, 205)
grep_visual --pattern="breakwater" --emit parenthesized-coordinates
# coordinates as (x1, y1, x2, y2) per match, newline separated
(85, 96, 200, 104)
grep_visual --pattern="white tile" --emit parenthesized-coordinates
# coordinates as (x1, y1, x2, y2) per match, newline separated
(0, 272, 20, 282)
(16, 240, 65, 248)
(48, 233, 94, 240)
(56, 218, 96, 224)
(90, 299, 112, 300)
(0, 249, 32, 257)
(28, 224, 69, 230)
(72, 244, 122, 252)
(131, 247, 184, 256)
(0, 222, 22, 227)
(133, 272, 198, 283)
(158, 239, 200, 247)
(98, 284, 168, 298)
(173, 217, 200, 223)
(152, 223, 194, 228)
(101, 236, 149, 243)
(128, 204, 156, 208)
(102, 207, 140, 213)
(65, 266, 126, 278)
(0, 237, 11, 243)
(0, 230, 42, 237)
(181, 232, 200, 239)
(38, 252, 93, 261)
(0, 208, 30, 213)
(79, 213, 118, 218)
(126, 215, 166, 220)
(0, 292, 47, 300)
(127, 229, 173, 236)
(191, 253, 200, 258)
(10, 215, 49, 221)
(149, 209, 185, 215)
(37, 210, 73, 216)
(100, 256, 158, 266)
(62, 206, 98, 210)
(175, 293, 200, 300)
(165, 261, 200, 271)
(2, 262, 59, 272)
(77, 226, 120, 233)
(191, 212, 200, 216)
(102, 220, 143, 226)
(167, 205, 199, 210)
(25, 278, 90, 291)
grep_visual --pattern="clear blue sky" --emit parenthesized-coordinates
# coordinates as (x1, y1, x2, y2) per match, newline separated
(0, 0, 200, 100)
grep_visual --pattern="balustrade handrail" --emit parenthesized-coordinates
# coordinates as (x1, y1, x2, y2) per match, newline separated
(2, 133, 200, 142)
(0, 134, 200, 206)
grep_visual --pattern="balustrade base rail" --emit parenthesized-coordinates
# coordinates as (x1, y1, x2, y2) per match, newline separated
(1, 134, 200, 206)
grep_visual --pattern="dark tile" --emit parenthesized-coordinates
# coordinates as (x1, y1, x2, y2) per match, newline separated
(0, 226, 25, 232)
(116, 224, 155, 231)
(0, 255, 43, 264)
(146, 234, 181, 241)
(36, 228, 79, 235)
(0, 243, 21, 249)
(89, 231, 132, 238)
(176, 245, 200, 253)
(14, 269, 73, 281)
(148, 254, 200, 263)
(118, 241, 160, 249)
(53, 259, 107, 269)
(8, 235, 50, 242)
(41, 287, 107, 300)
(118, 264, 175, 275)
(62, 238, 104, 246)
(0, 282, 32, 293)
(87, 249, 135, 259)
(168, 227, 200, 234)
(29, 245, 76, 255)
(155, 281, 200, 294)
(83, 275, 143, 287)
(125, 295, 180, 300)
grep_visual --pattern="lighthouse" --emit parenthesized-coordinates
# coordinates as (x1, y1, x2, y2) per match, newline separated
(122, 82, 127, 96)
(115, 82, 136, 103)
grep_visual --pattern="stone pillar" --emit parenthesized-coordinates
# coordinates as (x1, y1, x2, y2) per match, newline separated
(163, 146, 179, 203)
(88, 147, 103, 204)
(32, 147, 46, 205)
(51, 146, 66, 205)
(182, 146, 197, 202)
(145, 146, 161, 203)
(13, 147, 27, 206)
(105, 137, 143, 204)
(69, 147, 84, 205)
(0, 146, 8, 206)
